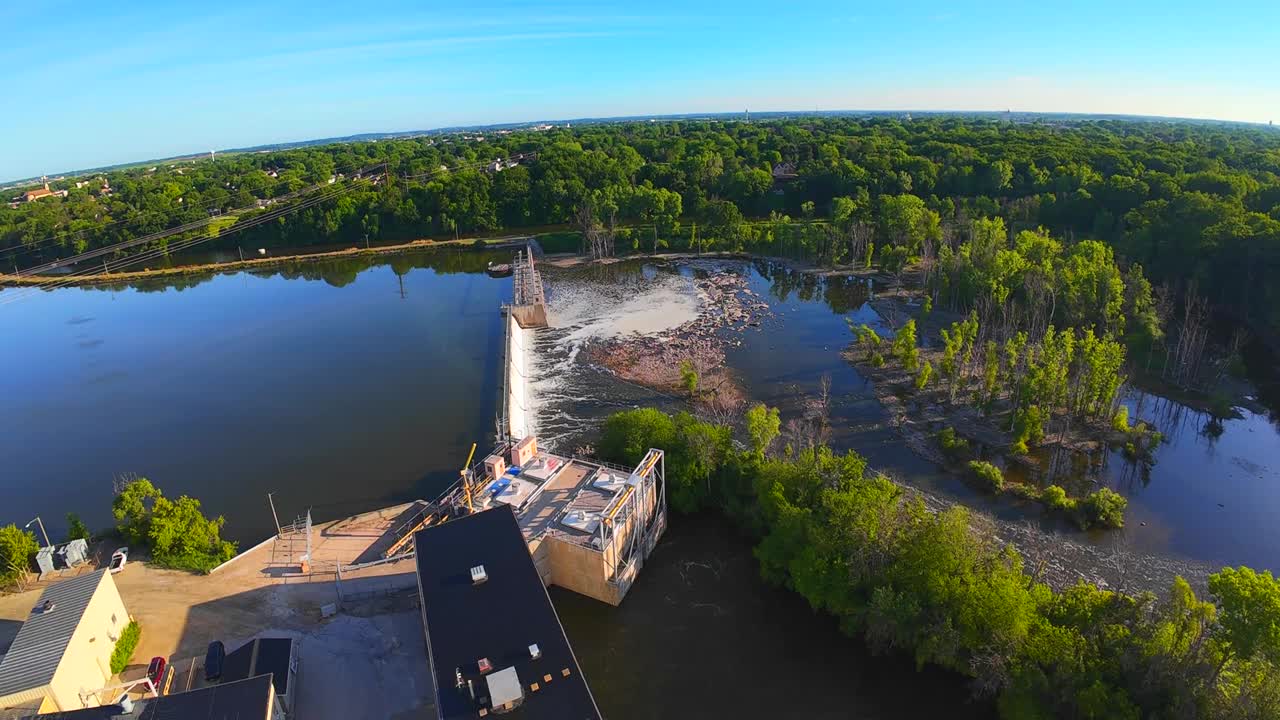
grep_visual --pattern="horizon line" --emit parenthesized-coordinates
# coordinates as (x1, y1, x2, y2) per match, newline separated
(5, 107, 1276, 187)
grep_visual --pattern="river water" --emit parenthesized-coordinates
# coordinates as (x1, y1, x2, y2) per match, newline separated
(3, 249, 1278, 715)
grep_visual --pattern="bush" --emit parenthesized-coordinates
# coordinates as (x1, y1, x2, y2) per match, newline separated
(1006, 483, 1040, 501)
(870, 352, 885, 367)
(1082, 488, 1128, 529)
(110, 620, 141, 674)
(937, 427, 971, 461)
(1040, 485, 1077, 514)
(967, 461, 1005, 493)
(915, 360, 933, 391)
(1112, 405, 1130, 433)
(679, 359, 699, 396)
(0, 525, 39, 586)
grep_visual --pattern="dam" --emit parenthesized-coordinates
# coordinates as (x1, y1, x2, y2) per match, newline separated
(395, 244, 667, 607)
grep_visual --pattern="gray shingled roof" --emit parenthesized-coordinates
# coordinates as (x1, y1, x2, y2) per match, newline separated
(0, 570, 108, 698)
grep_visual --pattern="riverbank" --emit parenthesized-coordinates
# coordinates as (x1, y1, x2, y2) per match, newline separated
(0, 234, 538, 289)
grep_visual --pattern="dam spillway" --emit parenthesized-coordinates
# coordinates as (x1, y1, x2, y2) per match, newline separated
(503, 244, 547, 442)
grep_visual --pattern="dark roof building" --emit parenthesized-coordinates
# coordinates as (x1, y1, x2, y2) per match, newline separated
(223, 637, 296, 716)
(18, 674, 278, 719)
(414, 506, 601, 720)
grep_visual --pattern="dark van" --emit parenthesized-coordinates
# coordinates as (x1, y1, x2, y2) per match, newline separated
(204, 640, 226, 682)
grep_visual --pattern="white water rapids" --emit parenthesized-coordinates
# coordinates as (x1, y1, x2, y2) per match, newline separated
(513, 263, 704, 449)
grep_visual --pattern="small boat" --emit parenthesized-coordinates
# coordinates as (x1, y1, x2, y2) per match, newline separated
(486, 262, 513, 277)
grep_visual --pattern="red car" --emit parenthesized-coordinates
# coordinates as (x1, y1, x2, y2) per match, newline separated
(146, 656, 166, 688)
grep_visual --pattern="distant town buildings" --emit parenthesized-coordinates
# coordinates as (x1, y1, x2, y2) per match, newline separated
(486, 157, 521, 173)
(17, 178, 68, 204)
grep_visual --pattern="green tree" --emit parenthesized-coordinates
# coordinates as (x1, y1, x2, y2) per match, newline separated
(745, 403, 781, 460)
(112, 478, 161, 545)
(1208, 567, 1280, 675)
(892, 319, 919, 371)
(66, 513, 90, 542)
(112, 479, 237, 573)
(679, 359, 699, 396)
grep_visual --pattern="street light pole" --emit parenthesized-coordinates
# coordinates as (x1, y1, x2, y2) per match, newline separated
(26, 516, 51, 548)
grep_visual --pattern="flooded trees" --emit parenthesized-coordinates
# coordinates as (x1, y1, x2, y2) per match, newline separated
(597, 406, 1279, 718)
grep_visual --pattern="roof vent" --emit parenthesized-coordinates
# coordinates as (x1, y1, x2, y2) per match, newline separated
(34, 599, 55, 615)
(529, 644, 541, 660)
(478, 657, 493, 674)
(470, 565, 488, 585)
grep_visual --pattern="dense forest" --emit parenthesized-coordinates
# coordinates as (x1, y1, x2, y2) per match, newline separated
(5, 116, 1280, 345)
(599, 405, 1280, 720)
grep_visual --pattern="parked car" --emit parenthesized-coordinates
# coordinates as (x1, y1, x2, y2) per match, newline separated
(204, 641, 225, 682)
(108, 547, 128, 574)
(147, 656, 167, 686)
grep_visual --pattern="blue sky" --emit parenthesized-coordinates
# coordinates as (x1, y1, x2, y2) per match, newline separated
(2, 0, 1277, 180)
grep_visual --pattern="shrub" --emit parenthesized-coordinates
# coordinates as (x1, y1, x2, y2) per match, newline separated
(1082, 488, 1128, 529)
(1006, 483, 1040, 501)
(870, 352, 885, 367)
(915, 360, 933, 391)
(967, 461, 1005, 493)
(0, 525, 39, 586)
(921, 296, 933, 316)
(892, 319, 919, 371)
(679, 359, 699, 396)
(937, 427, 971, 461)
(1112, 405, 1130, 433)
(110, 620, 141, 674)
(1040, 485, 1077, 514)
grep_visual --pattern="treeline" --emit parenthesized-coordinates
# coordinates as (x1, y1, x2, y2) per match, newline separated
(599, 407, 1280, 719)
(4, 117, 1279, 336)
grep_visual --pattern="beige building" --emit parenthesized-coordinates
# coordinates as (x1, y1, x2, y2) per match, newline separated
(0, 570, 131, 715)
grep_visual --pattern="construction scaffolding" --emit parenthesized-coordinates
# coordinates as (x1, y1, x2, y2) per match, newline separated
(271, 509, 312, 569)
(596, 449, 666, 597)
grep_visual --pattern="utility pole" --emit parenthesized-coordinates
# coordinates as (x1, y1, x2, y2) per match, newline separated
(364, 233, 370, 250)
(267, 493, 282, 538)
(237, 247, 244, 262)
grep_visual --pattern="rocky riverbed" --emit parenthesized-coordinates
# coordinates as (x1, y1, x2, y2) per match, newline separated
(585, 270, 772, 412)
